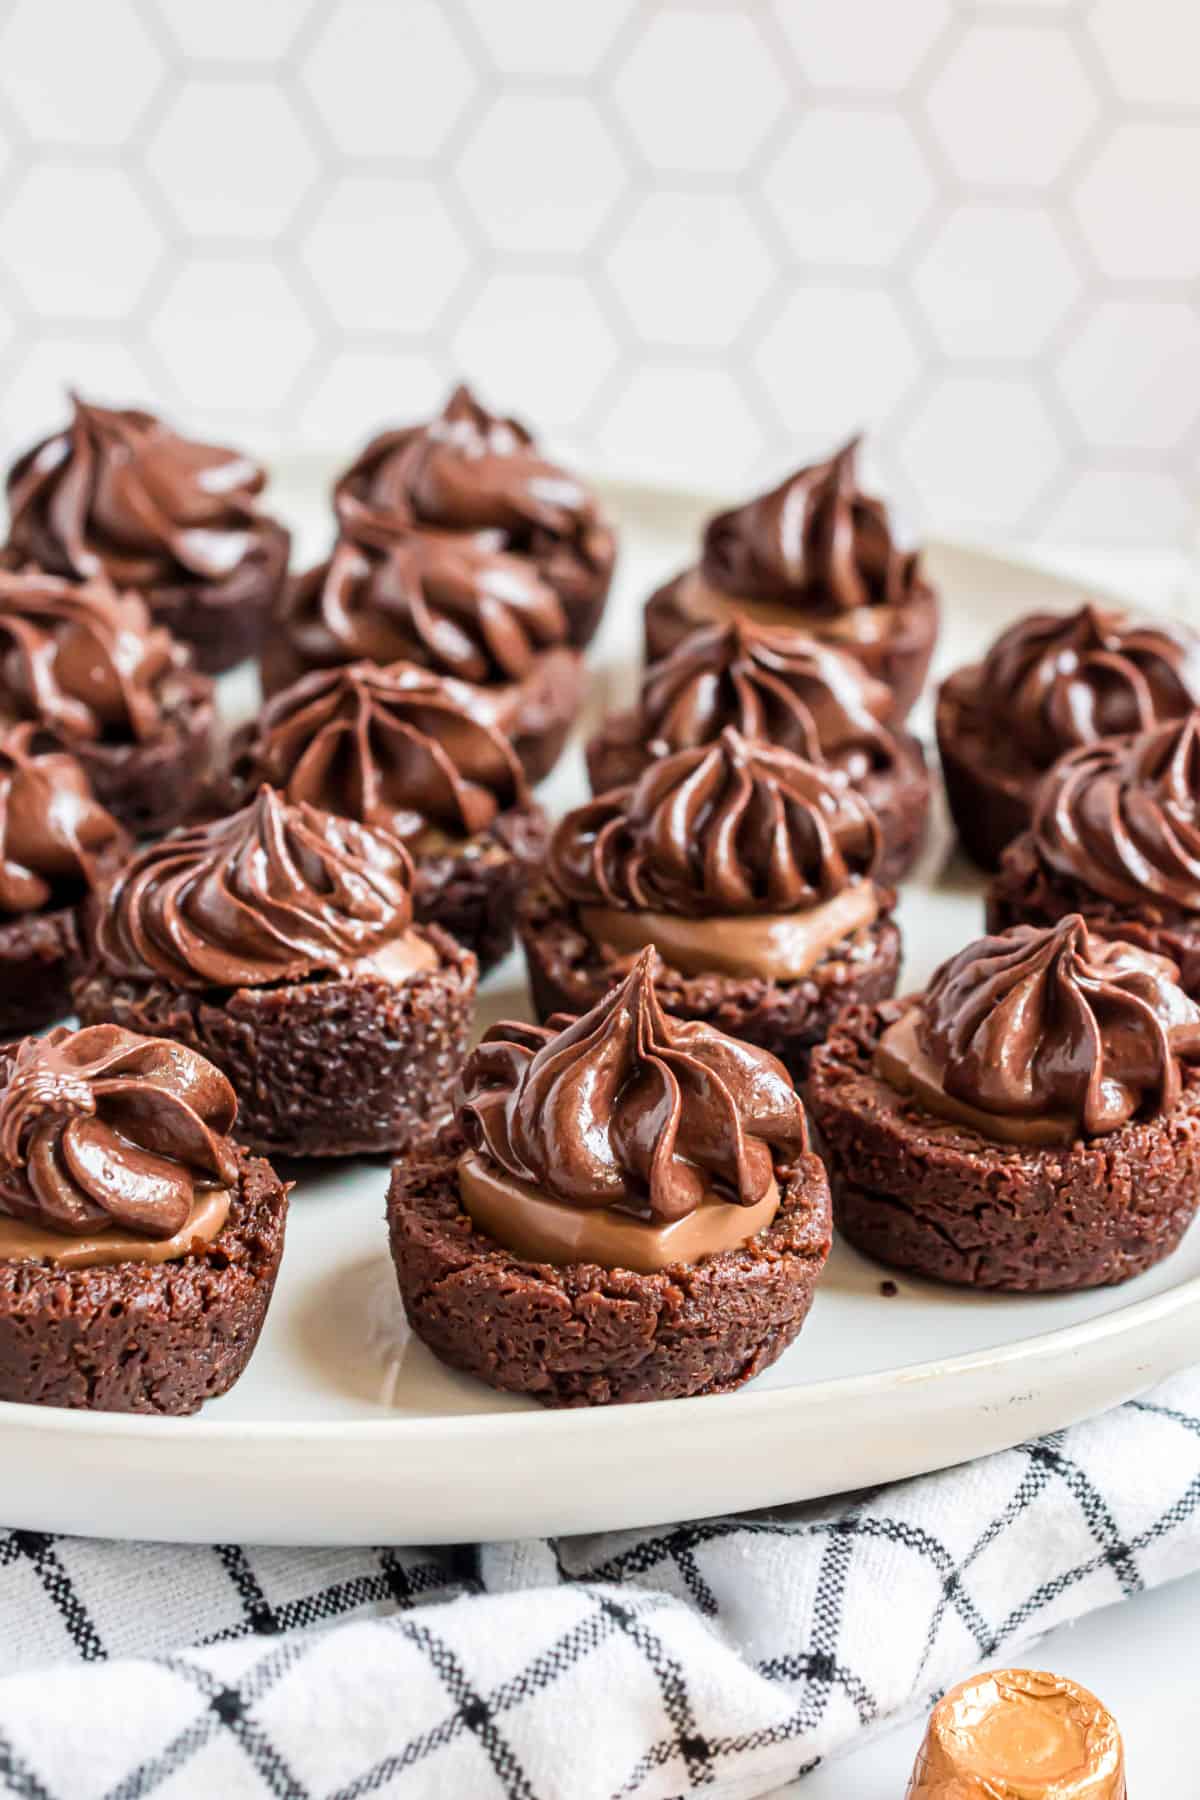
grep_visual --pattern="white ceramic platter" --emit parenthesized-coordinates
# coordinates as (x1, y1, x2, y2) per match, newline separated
(4, 481, 1200, 1546)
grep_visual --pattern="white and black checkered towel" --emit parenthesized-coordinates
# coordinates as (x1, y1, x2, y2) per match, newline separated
(2, 1368, 1199, 1799)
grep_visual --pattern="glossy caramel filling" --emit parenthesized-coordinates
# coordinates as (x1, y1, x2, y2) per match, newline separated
(674, 568, 891, 644)
(355, 928, 439, 982)
(580, 884, 878, 982)
(0, 1185, 231, 1269)
(876, 1009, 1078, 1147)
(457, 1148, 779, 1275)
(907, 1669, 1125, 1799)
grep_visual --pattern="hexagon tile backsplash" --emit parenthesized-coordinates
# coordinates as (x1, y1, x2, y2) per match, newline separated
(0, 0, 1197, 549)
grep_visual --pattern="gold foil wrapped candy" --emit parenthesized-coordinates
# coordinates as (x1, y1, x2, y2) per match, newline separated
(906, 1669, 1125, 1798)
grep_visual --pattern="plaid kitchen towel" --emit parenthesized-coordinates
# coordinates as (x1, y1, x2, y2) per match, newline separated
(2, 1367, 1199, 1800)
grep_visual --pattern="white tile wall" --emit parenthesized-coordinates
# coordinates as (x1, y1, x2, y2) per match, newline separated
(0, 0, 1195, 550)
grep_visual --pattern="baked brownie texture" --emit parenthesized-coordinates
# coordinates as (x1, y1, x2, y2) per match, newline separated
(0, 1146, 287, 1414)
(75, 933, 475, 1159)
(389, 1132, 831, 1407)
(936, 603, 1200, 870)
(987, 715, 1200, 996)
(225, 661, 549, 972)
(521, 878, 900, 1084)
(809, 914, 1200, 1292)
(77, 787, 478, 1158)
(333, 383, 616, 649)
(5, 394, 289, 673)
(641, 437, 937, 720)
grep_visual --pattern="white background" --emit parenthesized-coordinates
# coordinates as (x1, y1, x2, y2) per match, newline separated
(0, 0, 1197, 549)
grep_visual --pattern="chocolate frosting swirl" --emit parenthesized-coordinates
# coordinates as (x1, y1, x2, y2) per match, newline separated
(701, 436, 923, 616)
(0, 566, 184, 744)
(918, 916, 1200, 1136)
(334, 383, 615, 606)
(0, 1024, 238, 1239)
(978, 602, 1200, 769)
(552, 728, 880, 918)
(6, 394, 278, 590)
(457, 947, 809, 1222)
(235, 661, 530, 840)
(1033, 713, 1200, 910)
(283, 529, 569, 686)
(0, 722, 124, 914)
(95, 786, 417, 991)
(631, 619, 901, 780)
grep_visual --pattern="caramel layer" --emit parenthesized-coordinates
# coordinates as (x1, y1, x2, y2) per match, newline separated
(0, 1185, 231, 1269)
(674, 568, 890, 645)
(356, 928, 439, 982)
(457, 1149, 779, 1274)
(876, 1010, 1079, 1147)
(580, 884, 878, 982)
(907, 1668, 1125, 1799)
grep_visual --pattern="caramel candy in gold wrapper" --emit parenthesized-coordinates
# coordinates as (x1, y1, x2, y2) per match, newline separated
(906, 1669, 1126, 1799)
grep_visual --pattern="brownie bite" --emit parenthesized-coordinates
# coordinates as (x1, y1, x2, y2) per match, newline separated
(5, 394, 289, 673)
(264, 527, 584, 785)
(937, 601, 1200, 870)
(333, 383, 616, 648)
(388, 949, 832, 1407)
(587, 618, 930, 885)
(73, 787, 476, 1159)
(0, 723, 129, 1036)
(519, 727, 900, 1082)
(643, 436, 937, 721)
(0, 566, 214, 835)
(989, 713, 1200, 996)
(225, 661, 546, 973)
(0, 1023, 288, 1414)
(808, 916, 1200, 1292)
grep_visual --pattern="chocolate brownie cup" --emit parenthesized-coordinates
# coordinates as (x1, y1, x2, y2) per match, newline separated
(937, 601, 1200, 871)
(989, 713, 1200, 996)
(0, 1024, 288, 1414)
(388, 949, 832, 1407)
(5, 393, 290, 673)
(264, 528, 584, 784)
(73, 787, 476, 1159)
(808, 916, 1200, 1291)
(643, 437, 937, 721)
(0, 565, 214, 835)
(519, 728, 900, 1081)
(587, 618, 930, 885)
(0, 722, 129, 1036)
(331, 383, 616, 649)
(225, 661, 546, 972)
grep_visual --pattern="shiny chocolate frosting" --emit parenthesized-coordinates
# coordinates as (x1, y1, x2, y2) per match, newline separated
(1033, 712, 1200, 910)
(334, 382, 615, 605)
(0, 566, 184, 744)
(701, 435, 923, 615)
(977, 602, 1200, 769)
(0, 1024, 238, 1240)
(94, 785, 418, 991)
(0, 722, 124, 915)
(630, 618, 901, 780)
(6, 394, 278, 591)
(457, 946, 809, 1223)
(282, 528, 569, 686)
(234, 660, 530, 840)
(917, 915, 1200, 1136)
(551, 727, 880, 918)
